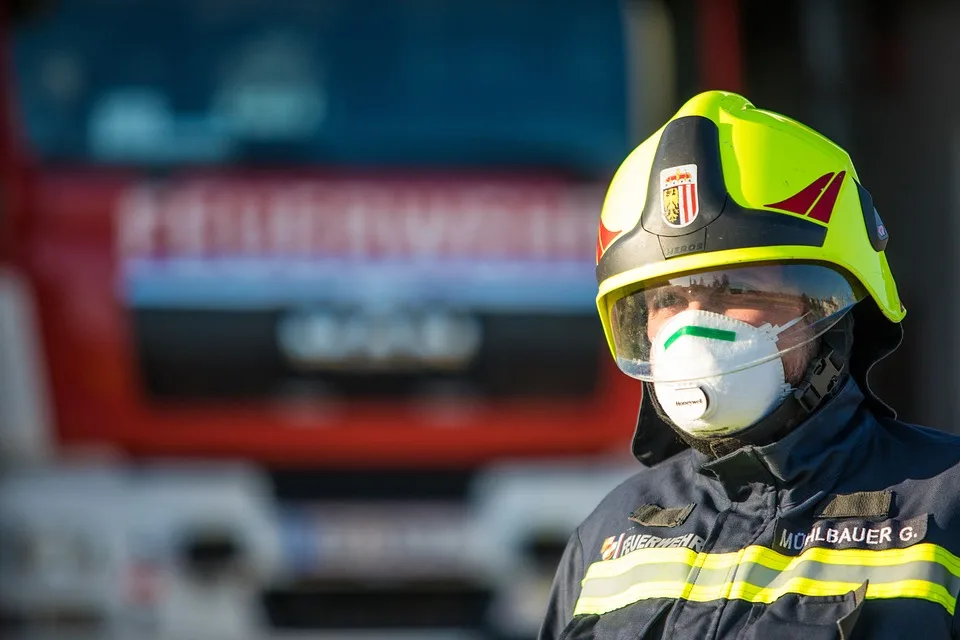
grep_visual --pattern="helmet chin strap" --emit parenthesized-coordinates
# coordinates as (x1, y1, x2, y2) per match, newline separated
(656, 313, 854, 459)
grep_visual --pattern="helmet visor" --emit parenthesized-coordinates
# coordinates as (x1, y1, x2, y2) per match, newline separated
(609, 263, 864, 383)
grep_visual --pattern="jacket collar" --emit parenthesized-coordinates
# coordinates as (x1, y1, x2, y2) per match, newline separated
(695, 379, 874, 503)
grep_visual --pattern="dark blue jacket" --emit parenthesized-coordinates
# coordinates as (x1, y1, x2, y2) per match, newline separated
(540, 380, 960, 639)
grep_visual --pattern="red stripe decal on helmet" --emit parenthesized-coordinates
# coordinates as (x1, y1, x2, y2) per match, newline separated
(806, 171, 846, 223)
(766, 172, 835, 215)
(596, 220, 623, 263)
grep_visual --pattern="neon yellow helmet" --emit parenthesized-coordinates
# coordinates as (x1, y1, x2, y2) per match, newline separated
(596, 90, 903, 378)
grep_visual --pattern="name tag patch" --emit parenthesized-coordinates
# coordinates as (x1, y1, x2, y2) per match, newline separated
(774, 514, 928, 555)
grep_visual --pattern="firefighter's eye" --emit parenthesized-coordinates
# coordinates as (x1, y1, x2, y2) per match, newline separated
(649, 290, 685, 311)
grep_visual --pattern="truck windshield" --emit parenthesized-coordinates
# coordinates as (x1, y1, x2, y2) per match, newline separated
(11, 0, 630, 175)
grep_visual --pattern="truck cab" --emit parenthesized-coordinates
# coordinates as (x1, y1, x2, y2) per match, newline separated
(0, 1, 677, 637)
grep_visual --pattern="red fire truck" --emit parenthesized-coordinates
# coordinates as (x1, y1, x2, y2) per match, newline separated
(0, 0, 738, 637)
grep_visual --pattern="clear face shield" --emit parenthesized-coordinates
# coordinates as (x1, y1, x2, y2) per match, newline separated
(609, 263, 864, 385)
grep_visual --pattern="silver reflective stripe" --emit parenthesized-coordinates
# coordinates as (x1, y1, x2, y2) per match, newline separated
(575, 543, 960, 616)
(580, 557, 960, 599)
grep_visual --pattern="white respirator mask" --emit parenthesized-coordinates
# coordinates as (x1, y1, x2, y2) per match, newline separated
(651, 309, 805, 437)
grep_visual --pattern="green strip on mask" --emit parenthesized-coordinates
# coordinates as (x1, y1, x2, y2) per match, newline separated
(663, 325, 737, 351)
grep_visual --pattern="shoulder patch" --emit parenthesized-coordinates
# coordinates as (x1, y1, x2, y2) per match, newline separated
(599, 529, 704, 561)
(628, 503, 695, 528)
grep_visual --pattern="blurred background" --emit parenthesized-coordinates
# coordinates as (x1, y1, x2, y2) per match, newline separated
(0, 0, 956, 638)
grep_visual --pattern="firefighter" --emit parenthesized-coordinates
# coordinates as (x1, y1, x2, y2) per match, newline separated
(540, 90, 960, 639)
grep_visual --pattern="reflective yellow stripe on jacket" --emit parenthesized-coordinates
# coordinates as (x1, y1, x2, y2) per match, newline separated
(574, 543, 960, 616)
